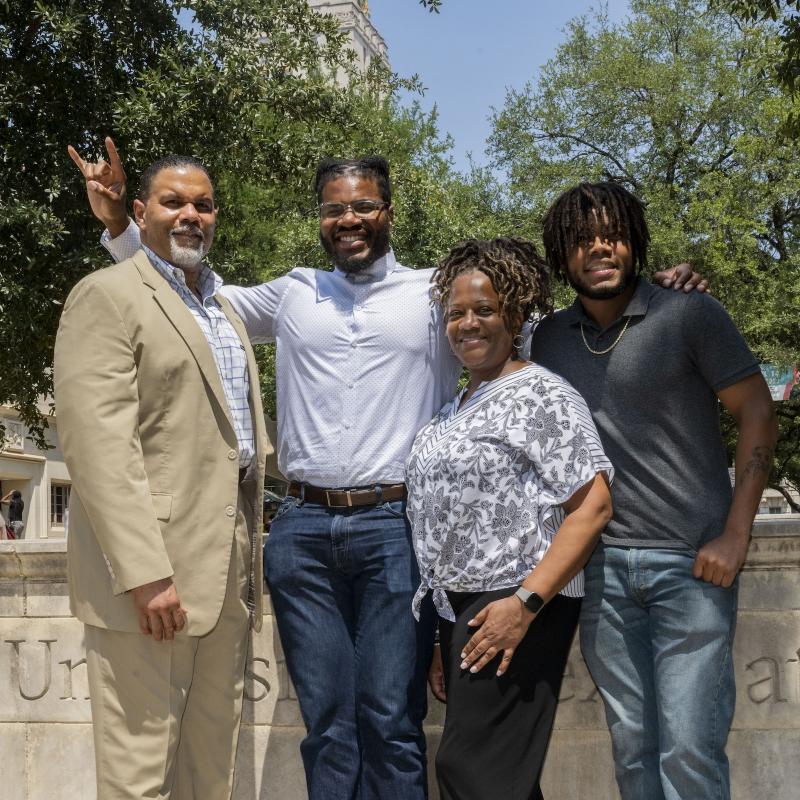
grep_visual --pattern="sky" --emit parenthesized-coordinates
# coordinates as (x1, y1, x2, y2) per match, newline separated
(369, 0, 632, 173)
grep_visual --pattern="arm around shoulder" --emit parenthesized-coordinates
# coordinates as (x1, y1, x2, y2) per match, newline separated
(218, 274, 296, 344)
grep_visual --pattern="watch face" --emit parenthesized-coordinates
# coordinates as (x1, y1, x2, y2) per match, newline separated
(525, 592, 545, 613)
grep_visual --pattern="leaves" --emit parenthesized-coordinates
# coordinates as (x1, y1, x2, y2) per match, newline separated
(489, 0, 800, 496)
(0, 0, 496, 444)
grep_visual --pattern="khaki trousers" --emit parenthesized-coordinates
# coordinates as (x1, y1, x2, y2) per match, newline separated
(85, 501, 252, 800)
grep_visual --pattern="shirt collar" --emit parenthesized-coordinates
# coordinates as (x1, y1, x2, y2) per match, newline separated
(563, 276, 653, 329)
(333, 248, 396, 284)
(142, 244, 223, 301)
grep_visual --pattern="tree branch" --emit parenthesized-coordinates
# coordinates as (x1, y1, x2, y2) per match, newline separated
(537, 129, 640, 190)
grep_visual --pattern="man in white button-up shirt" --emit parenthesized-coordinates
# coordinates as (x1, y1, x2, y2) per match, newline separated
(91, 151, 458, 800)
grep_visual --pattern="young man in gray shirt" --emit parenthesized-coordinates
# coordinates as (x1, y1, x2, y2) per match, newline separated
(532, 182, 777, 800)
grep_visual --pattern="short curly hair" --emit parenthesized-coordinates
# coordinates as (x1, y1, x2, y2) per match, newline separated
(431, 237, 553, 342)
(314, 156, 392, 205)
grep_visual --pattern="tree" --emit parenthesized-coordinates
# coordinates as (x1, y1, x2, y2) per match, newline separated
(0, 0, 497, 441)
(488, 0, 800, 497)
(0, 0, 352, 444)
(717, 1, 800, 135)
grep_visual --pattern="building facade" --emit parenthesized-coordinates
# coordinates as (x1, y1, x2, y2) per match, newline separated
(0, 405, 70, 540)
(308, 0, 388, 82)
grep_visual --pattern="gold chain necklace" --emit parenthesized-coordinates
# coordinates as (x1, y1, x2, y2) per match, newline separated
(580, 316, 631, 356)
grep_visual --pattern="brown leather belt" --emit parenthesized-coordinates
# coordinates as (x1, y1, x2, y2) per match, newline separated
(287, 481, 407, 508)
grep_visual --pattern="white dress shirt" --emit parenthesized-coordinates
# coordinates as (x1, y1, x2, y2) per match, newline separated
(104, 222, 462, 487)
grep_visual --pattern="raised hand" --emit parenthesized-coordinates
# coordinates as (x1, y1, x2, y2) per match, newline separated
(67, 136, 129, 237)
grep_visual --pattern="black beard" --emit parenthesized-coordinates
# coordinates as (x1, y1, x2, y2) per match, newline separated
(566, 268, 635, 299)
(320, 223, 391, 274)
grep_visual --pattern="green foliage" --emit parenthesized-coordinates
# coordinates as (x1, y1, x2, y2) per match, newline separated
(717, 0, 800, 134)
(489, 0, 800, 497)
(0, 0, 495, 442)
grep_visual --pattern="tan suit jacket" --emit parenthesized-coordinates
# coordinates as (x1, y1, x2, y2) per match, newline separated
(54, 250, 274, 636)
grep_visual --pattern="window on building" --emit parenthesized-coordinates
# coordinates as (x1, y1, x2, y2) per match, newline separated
(51, 484, 70, 526)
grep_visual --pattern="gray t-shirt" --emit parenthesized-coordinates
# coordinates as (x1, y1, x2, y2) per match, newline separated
(532, 277, 759, 550)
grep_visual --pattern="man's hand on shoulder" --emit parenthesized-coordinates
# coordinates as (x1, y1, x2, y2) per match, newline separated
(653, 263, 710, 293)
(691, 530, 749, 588)
(67, 136, 130, 238)
(131, 577, 187, 641)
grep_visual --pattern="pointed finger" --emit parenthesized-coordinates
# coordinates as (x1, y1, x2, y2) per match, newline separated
(67, 144, 87, 175)
(105, 137, 127, 180)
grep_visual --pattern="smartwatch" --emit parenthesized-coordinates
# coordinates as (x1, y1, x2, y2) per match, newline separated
(514, 587, 545, 614)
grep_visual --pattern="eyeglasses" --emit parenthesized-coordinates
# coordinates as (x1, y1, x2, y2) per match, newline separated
(318, 200, 389, 220)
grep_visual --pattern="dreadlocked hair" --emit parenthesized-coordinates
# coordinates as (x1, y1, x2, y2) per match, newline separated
(541, 182, 650, 282)
(431, 237, 554, 342)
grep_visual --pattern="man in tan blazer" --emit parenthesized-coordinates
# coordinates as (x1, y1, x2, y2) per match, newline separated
(55, 148, 272, 799)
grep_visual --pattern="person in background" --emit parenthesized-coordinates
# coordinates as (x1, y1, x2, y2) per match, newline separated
(407, 238, 613, 800)
(1, 490, 25, 539)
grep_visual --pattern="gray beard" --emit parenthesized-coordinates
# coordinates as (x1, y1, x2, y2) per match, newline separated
(169, 237, 207, 270)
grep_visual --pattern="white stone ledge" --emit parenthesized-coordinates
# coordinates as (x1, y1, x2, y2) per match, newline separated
(1, 521, 799, 798)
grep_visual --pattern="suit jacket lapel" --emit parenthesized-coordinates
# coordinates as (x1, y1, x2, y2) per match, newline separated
(132, 250, 235, 433)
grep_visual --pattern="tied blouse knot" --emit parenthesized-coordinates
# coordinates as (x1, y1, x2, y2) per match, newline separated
(406, 364, 614, 621)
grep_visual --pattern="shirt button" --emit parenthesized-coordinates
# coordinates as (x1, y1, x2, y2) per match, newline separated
(351, 341, 358, 348)
(225, 505, 236, 517)
(343, 422, 351, 430)
(348, 381, 354, 388)
(228, 449, 237, 460)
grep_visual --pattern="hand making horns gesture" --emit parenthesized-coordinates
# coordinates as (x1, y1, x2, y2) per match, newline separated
(67, 136, 129, 236)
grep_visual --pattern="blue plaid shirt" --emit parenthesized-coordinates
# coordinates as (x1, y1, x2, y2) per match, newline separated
(143, 245, 255, 467)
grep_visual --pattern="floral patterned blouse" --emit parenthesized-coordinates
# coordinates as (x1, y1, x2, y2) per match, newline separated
(406, 363, 613, 621)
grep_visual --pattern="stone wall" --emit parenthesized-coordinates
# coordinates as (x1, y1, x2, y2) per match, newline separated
(2, 517, 798, 799)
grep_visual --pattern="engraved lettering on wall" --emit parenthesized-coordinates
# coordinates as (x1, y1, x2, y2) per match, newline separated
(6, 639, 57, 701)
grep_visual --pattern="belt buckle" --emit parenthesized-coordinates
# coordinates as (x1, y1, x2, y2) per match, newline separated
(325, 489, 353, 508)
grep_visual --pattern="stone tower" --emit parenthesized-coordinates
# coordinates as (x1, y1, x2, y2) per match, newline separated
(308, 0, 389, 81)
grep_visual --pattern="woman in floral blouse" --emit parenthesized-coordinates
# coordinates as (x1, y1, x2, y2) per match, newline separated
(406, 238, 613, 800)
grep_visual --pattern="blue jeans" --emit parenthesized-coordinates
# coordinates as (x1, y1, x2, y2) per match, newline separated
(580, 546, 738, 800)
(264, 497, 435, 800)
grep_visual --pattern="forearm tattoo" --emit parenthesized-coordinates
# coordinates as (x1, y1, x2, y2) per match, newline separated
(739, 446, 773, 483)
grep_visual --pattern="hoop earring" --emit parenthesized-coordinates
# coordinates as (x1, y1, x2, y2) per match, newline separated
(512, 333, 525, 351)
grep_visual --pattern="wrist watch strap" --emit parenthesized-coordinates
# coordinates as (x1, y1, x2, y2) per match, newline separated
(515, 587, 545, 614)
